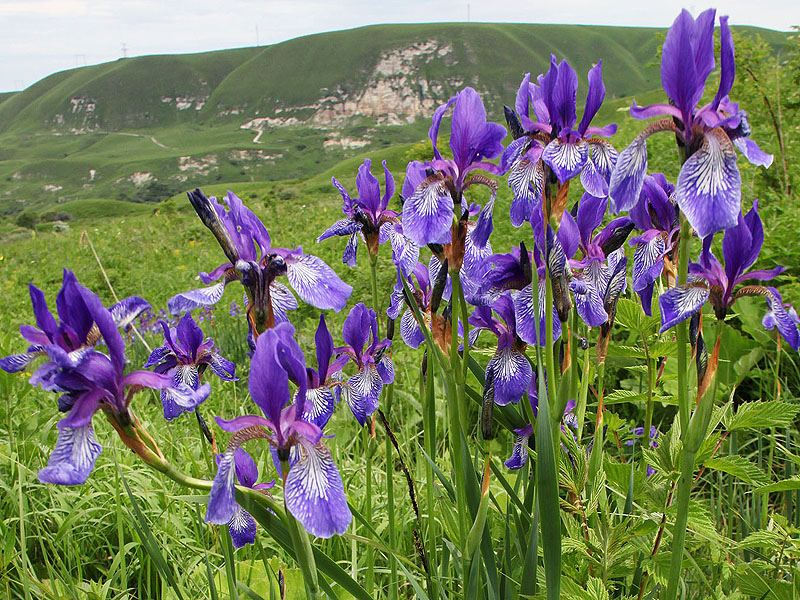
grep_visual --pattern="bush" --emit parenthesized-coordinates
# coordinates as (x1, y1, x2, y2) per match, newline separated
(15, 211, 39, 229)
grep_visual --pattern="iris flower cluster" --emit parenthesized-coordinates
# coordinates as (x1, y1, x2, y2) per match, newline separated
(6, 8, 800, 577)
(1, 270, 209, 485)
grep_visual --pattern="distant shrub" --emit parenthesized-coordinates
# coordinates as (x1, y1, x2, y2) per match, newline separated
(41, 210, 72, 222)
(277, 187, 298, 201)
(52, 221, 70, 233)
(404, 139, 433, 164)
(15, 211, 39, 229)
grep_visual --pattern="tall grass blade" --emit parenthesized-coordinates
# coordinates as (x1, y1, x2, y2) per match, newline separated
(243, 496, 371, 600)
(536, 363, 561, 600)
(193, 505, 219, 600)
(117, 462, 186, 600)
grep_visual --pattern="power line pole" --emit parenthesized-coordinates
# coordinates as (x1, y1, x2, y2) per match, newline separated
(121, 43, 128, 59)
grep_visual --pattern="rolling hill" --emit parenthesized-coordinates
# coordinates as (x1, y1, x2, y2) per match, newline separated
(0, 22, 790, 220)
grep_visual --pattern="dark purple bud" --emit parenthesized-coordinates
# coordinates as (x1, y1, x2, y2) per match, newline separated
(386, 317, 395, 341)
(520, 241, 532, 285)
(689, 312, 701, 349)
(481, 368, 496, 440)
(196, 410, 214, 445)
(188, 188, 241, 264)
(504, 105, 524, 140)
(600, 221, 635, 257)
(430, 258, 449, 314)
(696, 330, 708, 384)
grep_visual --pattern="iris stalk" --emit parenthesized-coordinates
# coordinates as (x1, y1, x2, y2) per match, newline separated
(664, 318, 724, 600)
(675, 214, 692, 434)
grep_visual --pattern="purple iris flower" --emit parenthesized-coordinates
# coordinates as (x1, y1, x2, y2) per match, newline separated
(0, 270, 149, 388)
(502, 56, 618, 226)
(207, 323, 351, 538)
(556, 195, 633, 327)
(387, 258, 452, 350)
(609, 9, 773, 239)
(763, 296, 799, 340)
(469, 293, 532, 406)
(337, 304, 394, 426)
(401, 87, 503, 249)
(144, 312, 236, 420)
(319, 159, 419, 276)
(659, 201, 799, 350)
(625, 426, 660, 448)
(216, 448, 275, 548)
(300, 315, 349, 428)
(505, 395, 579, 470)
(628, 174, 680, 315)
(170, 189, 352, 332)
(10, 275, 209, 486)
(625, 426, 660, 476)
(402, 161, 495, 291)
(471, 242, 562, 347)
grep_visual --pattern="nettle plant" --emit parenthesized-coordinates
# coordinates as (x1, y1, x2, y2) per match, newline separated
(5, 7, 800, 599)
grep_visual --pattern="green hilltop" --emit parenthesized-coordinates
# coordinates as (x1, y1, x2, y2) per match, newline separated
(0, 22, 789, 222)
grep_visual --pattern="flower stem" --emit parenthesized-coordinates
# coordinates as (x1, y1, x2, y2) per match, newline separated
(575, 324, 591, 443)
(664, 319, 723, 600)
(448, 268, 471, 552)
(675, 213, 692, 435)
(365, 252, 380, 595)
(421, 351, 439, 597)
(642, 331, 654, 469)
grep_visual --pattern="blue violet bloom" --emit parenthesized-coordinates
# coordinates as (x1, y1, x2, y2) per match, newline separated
(609, 9, 773, 239)
(658, 201, 799, 351)
(144, 312, 236, 420)
(319, 159, 419, 276)
(207, 323, 352, 538)
(170, 189, 352, 333)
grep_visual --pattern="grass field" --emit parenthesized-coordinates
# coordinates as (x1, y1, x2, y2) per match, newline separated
(1, 19, 800, 600)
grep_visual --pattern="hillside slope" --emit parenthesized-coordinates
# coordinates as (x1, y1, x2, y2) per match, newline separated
(0, 22, 788, 215)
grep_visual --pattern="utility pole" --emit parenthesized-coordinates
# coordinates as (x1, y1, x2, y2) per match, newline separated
(121, 43, 128, 58)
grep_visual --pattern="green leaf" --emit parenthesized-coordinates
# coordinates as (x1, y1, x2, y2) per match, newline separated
(703, 456, 769, 486)
(754, 476, 800, 494)
(536, 363, 561, 600)
(726, 401, 800, 430)
(117, 463, 186, 600)
(614, 298, 659, 335)
(603, 389, 677, 406)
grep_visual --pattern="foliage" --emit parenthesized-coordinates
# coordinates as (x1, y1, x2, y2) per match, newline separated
(1, 12, 800, 600)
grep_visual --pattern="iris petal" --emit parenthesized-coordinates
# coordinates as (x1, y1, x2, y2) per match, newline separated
(168, 282, 227, 314)
(402, 175, 454, 247)
(284, 440, 352, 538)
(228, 504, 257, 548)
(542, 137, 588, 183)
(677, 128, 741, 239)
(487, 346, 532, 406)
(38, 421, 103, 486)
(659, 284, 710, 333)
(285, 252, 352, 312)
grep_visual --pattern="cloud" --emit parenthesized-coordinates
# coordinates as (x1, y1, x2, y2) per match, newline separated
(0, 0, 89, 17)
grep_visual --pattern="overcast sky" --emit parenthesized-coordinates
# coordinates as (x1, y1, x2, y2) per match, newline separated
(1, 0, 798, 93)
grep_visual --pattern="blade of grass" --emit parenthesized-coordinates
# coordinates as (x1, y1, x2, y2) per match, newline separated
(193, 505, 219, 600)
(117, 460, 186, 600)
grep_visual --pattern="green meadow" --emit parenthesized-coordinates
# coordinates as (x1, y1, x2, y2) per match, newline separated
(1, 20, 800, 600)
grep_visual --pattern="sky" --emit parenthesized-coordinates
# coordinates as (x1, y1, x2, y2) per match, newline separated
(1, 0, 798, 93)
